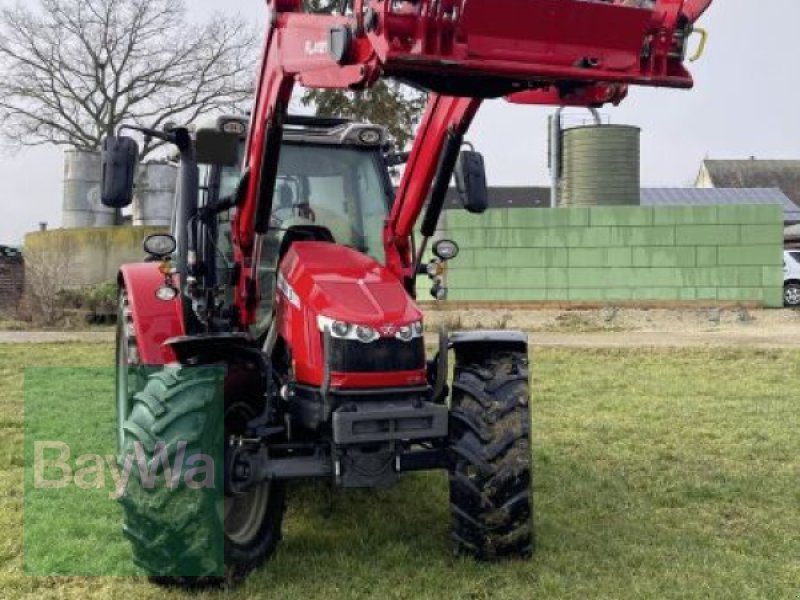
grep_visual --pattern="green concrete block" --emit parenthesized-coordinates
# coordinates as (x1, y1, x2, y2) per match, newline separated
(484, 229, 551, 248)
(546, 289, 570, 301)
(568, 247, 633, 268)
(685, 267, 763, 287)
(717, 245, 782, 266)
(762, 266, 783, 288)
(740, 224, 783, 245)
(450, 288, 508, 302)
(453, 229, 486, 248)
(568, 288, 607, 301)
(717, 288, 765, 303)
(447, 210, 507, 230)
(631, 287, 682, 301)
(607, 248, 634, 266)
(486, 268, 509, 288)
(447, 268, 488, 287)
(678, 288, 698, 301)
(696, 288, 718, 301)
(589, 206, 655, 227)
(566, 268, 608, 288)
(696, 247, 718, 266)
(568, 248, 606, 267)
(632, 247, 697, 268)
(561, 227, 613, 248)
(546, 268, 569, 288)
(513, 208, 590, 228)
(608, 226, 675, 246)
(675, 225, 739, 246)
(652, 206, 718, 225)
(716, 204, 783, 225)
(507, 289, 549, 301)
(763, 287, 784, 308)
(475, 248, 568, 268)
(453, 249, 477, 268)
(503, 268, 547, 289)
(636, 269, 685, 288)
(604, 288, 633, 301)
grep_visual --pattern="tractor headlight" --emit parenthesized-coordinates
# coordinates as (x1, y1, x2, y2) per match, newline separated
(332, 321, 352, 338)
(395, 320, 424, 342)
(318, 316, 379, 344)
(355, 325, 379, 343)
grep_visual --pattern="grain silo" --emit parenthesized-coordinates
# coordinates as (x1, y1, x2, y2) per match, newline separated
(559, 124, 641, 207)
(62, 150, 117, 228)
(133, 163, 178, 227)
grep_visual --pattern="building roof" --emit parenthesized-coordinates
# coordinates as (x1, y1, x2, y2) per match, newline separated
(701, 159, 800, 206)
(641, 187, 800, 222)
(444, 186, 551, 210)
(442, 186, 800, 222)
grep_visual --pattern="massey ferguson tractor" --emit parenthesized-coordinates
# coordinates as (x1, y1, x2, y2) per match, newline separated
(100, 0, 713, 586)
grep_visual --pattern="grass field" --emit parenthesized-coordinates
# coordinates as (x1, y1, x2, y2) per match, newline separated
(1, 342, 799, 599)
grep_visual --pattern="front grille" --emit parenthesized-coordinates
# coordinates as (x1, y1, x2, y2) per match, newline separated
(329, 337, 425, 373)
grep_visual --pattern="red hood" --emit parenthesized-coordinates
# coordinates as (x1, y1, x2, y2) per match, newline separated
(280, 242, 422, 328)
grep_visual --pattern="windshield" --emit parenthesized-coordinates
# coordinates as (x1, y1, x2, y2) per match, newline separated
(270, 143, 391, 262)
(202, 140, 392, 337)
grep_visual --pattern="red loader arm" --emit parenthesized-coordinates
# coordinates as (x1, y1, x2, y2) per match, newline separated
(233, 0, 713, 325)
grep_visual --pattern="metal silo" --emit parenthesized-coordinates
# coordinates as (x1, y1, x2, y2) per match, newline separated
(62, 150, 117, 228)
(559, 125, 641, 207)
(133, 162, 178, 227)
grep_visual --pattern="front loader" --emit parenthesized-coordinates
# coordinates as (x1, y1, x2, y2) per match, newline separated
(101, 0, 714, 586)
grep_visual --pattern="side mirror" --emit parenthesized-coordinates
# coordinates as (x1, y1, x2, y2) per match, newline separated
(454, 150, 488, 214)
(195, 129, 242, 167)
(101, 136, 139, 208)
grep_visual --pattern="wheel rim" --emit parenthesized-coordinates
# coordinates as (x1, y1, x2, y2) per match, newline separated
(223, 402, 271, 546)
(224, 482, 271, 545)
(786, 286, 800, 306)
(116, 291, 140, 452)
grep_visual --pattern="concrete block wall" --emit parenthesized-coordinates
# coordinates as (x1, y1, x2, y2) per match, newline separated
(445, 205, 784, 307)
(25, 226, 168, 289)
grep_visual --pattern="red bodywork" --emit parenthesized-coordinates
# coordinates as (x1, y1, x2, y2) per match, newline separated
(119, 263, 184, 365)
(125, 0, 713, 381)
(276, 243, 426, 389)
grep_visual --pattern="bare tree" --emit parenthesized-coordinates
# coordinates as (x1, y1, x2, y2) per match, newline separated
(23, 238, 77, 325)
(0, 0, 259, 158)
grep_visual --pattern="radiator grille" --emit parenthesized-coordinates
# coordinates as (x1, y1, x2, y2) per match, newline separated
(329, 337, 425, 373)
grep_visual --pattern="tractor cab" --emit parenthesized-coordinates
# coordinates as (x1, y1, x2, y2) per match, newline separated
(196, 115, 396, 339)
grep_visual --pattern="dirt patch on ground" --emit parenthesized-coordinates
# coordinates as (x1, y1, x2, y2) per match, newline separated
(3, 308, 800, 348)
(424, 306, 800, 348)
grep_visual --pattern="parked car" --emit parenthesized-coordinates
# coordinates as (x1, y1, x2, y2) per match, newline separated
(784, 250, 800, 307)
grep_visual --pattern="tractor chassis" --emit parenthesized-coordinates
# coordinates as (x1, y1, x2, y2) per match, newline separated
(226, 402, 450, 492)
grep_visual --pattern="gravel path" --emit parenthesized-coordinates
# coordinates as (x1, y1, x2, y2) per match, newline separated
(2, 328, 799, 349)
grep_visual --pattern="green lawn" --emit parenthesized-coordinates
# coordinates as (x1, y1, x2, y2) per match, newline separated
(1, 342, 799, 599)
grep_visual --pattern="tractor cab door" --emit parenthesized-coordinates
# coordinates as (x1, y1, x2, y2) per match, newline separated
(247, 143, 393, 340)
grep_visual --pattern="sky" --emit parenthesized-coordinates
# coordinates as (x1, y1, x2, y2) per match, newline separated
(1, 0, 798, 245)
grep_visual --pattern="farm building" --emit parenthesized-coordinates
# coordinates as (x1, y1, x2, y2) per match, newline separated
(0, 245, 24, 314)
(696, 159, 800, 225)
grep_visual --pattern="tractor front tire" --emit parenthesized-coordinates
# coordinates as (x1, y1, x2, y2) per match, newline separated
(118, 366, 285, 587)
(447, 347, 534, 559)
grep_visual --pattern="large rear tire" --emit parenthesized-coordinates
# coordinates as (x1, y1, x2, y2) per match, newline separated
(447, 347, 534, 559)
(117, 365, 286, 587)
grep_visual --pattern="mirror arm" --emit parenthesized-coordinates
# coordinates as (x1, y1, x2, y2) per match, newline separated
(414, 127, 463, 279)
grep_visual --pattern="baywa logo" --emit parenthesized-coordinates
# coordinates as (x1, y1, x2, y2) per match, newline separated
(34, 441, 216, 500)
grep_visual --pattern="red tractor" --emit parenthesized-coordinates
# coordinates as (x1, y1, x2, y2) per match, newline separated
(101, 0, 713, 585)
